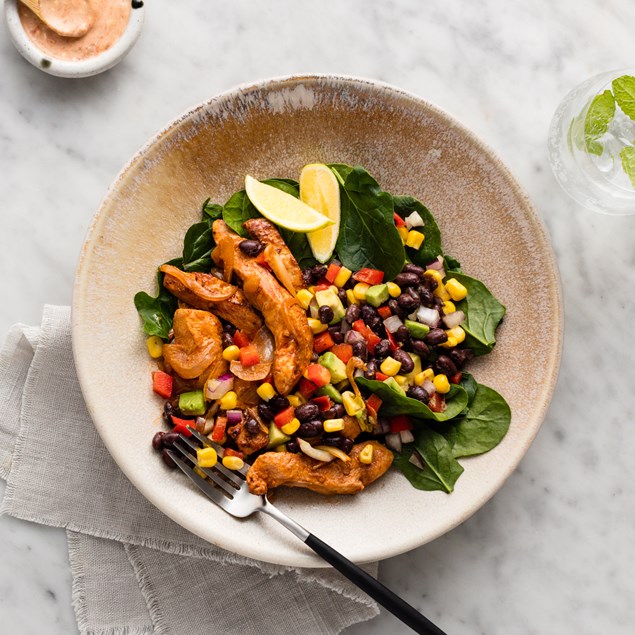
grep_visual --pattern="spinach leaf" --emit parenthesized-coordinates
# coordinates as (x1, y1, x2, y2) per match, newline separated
(329, 165, 405, 280)
(393, 195, 442, 265)
(443, 255, 462, 272)
(459, 372, 478, 407)
(278, 228, 318, 269)
(356, 377, 468, 421)
(447, 272, 506, 356)
(201, 199, 223, 221)
(182, 220, 215, 272)
(442, 383, 511, 458)
(393, 429, 464, 493)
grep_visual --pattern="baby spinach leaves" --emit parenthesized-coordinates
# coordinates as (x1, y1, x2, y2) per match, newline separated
(393, 195, 442, 266)
(182, 220, 215, 272)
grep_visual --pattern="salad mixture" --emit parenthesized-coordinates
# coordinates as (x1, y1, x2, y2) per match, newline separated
(135, 163, 510, 495)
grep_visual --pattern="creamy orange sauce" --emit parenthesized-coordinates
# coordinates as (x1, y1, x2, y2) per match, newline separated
(19, 0, 131, 61)
(40, 0, 94, 37)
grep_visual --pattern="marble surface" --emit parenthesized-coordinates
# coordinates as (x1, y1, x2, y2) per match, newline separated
(1, 0, 634, 633)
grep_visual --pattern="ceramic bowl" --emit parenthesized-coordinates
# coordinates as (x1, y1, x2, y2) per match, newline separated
(73, 75, 562, 567)
(4, 0, 144, 78)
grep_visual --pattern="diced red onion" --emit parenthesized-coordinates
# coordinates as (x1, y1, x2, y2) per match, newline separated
(399, 429, 415, 444)
(415, 306, 440, 328)
(340, 319, 351, 334)
(384, 432, 402, 453)
(345, 330, 365, 345)
(408, 450, 424, 469)
(426, 257, 444, 271)
(298, 438, 335, 462)
(443, 310, 465, 329)
(212, 270, 224, 279)
(383, 315, 403, 334)
(353, 368, 364, 378)
(375, 417, 390, 435)
(205, 375, 234, 400)
(226, 409, 243, 425)
(405, 211, 425, 229)
(422, 379, 436, 397)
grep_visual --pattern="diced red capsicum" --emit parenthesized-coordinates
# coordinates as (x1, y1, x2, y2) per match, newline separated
(311, 395, 332, 411)
(232, 331, 251, 348)
(239, 345, 260, 367)
(211, 416, 227, 442)
(152, 371, 173, 399)
(352, 320, 381, 354)
(377, 305, 392, 320)
(330, 343, 353, 364)
(352, 268, 385, 285)
(450, 371, 463, 384)
(385, 329, 399, 353)
(171, 417, 194, 437)
(313, 331, 335, 354)
(274, 406, 295, 428)
(393, 212, 406, 227)
(298, 378, 318, 399)
(325, 263, 341, 283)
(366, 394, 383, 418)
(375, 372, 389, 381)
(304, 364, 331, 388)
(389, 415, 412, 433)
(224, 448, 244, 459)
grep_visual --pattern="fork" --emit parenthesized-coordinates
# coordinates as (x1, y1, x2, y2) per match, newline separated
(166, 429, 447, 635)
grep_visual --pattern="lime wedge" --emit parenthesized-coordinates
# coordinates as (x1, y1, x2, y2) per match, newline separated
(245, 175, 334, 233)
(300, 164, 341, 263)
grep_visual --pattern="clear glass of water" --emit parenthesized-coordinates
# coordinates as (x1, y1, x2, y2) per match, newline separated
(548, 69, 635, 215)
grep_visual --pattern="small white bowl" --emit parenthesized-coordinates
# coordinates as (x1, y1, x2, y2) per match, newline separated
(4, 0, 144, 78)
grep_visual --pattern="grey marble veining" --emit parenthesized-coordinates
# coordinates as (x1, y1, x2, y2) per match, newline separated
(1, 1, 635, 633)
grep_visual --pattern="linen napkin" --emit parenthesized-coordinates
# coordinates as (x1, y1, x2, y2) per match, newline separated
(0, 306, 379, 635)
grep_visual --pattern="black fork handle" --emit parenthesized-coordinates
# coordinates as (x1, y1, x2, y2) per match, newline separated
(304, 533, 447, 635)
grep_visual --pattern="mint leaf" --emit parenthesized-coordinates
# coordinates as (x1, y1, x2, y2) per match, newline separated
(584, 90, 615, 156)
(620, 145, 635, 188)
(612, 75, 635, 120)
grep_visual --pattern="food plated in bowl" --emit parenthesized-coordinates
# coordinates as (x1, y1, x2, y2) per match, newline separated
(73, 76, 562, 567)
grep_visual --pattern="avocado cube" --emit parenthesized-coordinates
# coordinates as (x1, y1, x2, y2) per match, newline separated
(405, 353, 422, 383)
(383, 376, 406, 396)
(365, 284, 389, 307)
(315, 289, 346, 324)
(178, 390, 206, 416)
(316, 383, 343, 403)
(267, 422, 291, 449)
(318, 352, 348, 383)
(405, 319, 430, 339)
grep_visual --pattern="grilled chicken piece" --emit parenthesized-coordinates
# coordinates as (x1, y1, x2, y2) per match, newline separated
(342, 415, 362, 440)
(233, 378, 260, 407)
(227, 407, 269, 456)
(246, 441, 393, 496)
(162, 309, 227, 380)
(243, 218, 305, 291)
(160, 265, 263, 336)
(212, 220, 312, 395)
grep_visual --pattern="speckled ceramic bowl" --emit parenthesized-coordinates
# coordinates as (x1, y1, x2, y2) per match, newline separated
(73, 75, 562, 567)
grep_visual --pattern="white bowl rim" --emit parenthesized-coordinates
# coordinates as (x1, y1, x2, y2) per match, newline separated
(72, 74, 563, 567)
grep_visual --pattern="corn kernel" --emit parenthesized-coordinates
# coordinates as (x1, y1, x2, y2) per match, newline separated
(146, 336, 164, 359)
(288, 394, 303, 407)
(433, 374, 451, 394)
(275, 444, 288, 452)
(296, 288, 314, 310)
(442, 301, 456, 314)
(346, 289, 359, 305)
(439, 336, 459, 349)
(342, 391, 364, 416)
(394, 375, 409, 387)
(222, 455, 244, 470)
(434, 283, 451, 301)
(281, 418, 301, 435)
(256, 382, 276, 401)
(353, 282, 370, 301)
(445, 278, 468, 301)
(333, 267, 352, 288)
(423, 269, 443, 285)
(323, 418, 345, 432)
(359, 444, 374, 464)
(222, 345, 240, 361)
(397, 226, 409, 243)
(380, 356, 402, 376)
(196, 447, 218, 468)
(414, 369, 434, 386)
(194, 467, 207, 479)
(307, 318, 328, 334)
(447, 326, 466, 344)
(308, 285, 316, 294)
(219, 391, 238, 410)
(386, 282, 401, 298)
(405, 230, 425, 249)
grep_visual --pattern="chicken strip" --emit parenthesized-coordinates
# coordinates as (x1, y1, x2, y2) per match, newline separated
(162, 309, 226, 380)
(246, 441, 393, 496)
(212, 220, 312, 395)
(160, 265, 262, 336)
(227, 407, 269, 456)
(243, 218, 305, 291)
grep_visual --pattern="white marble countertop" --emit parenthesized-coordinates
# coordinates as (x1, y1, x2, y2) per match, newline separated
(1, 1, 635, 633)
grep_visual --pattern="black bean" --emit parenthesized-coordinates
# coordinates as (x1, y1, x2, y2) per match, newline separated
(321, 404, 345, 420)
(374, 339, 391, 359)
(286, 438, 301, 453)
(257, 403, 274, 422)
(425, 328, 448, 346)
(318, 305, 334, 324)
(161, 431, 181, 447)
(393, 348, 415, 373)
(321, 435, 345, 449)
(394, 325, 411, 344)
(387, 298, 407, 318)
(417, 286, 434, 306)
(302, 269, 314, 287)
(270, 395, 290, 413)
(163, 401, 174, 424)
(394, 272, 419, 287)
(152, 431, 166, 451)
(295, 403, 319, 422)
(422, 275, 438, 291)
(312, 264, 328, 280)
(407, 386, 429, 402)
(406, 286, 421, 300)
(221, 332, 234, 349)
(449, 348, 474, 369)
(360, 305, 378, 321)
(337, 288, 348, 304)
(402, 263, 425, 277)
(161, 449, 177, 469)
(364, 359, 378, 379)
(435, 354, 458, 377)
(366, 315, 382, 331)
(397, 293, 419, 311)
(245, 418, 261, 435)
(311, 351, 319, 363)
(352, 340, 368, 361)
(433, 296, 445, 311)
(331, 331, 344, 344)
(345, 304, 361, 324)
(238, 239, 264, 257)
(341, 438, 354, 454)
(298, 419, 324, 437)
(411, 340, 431, 358)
